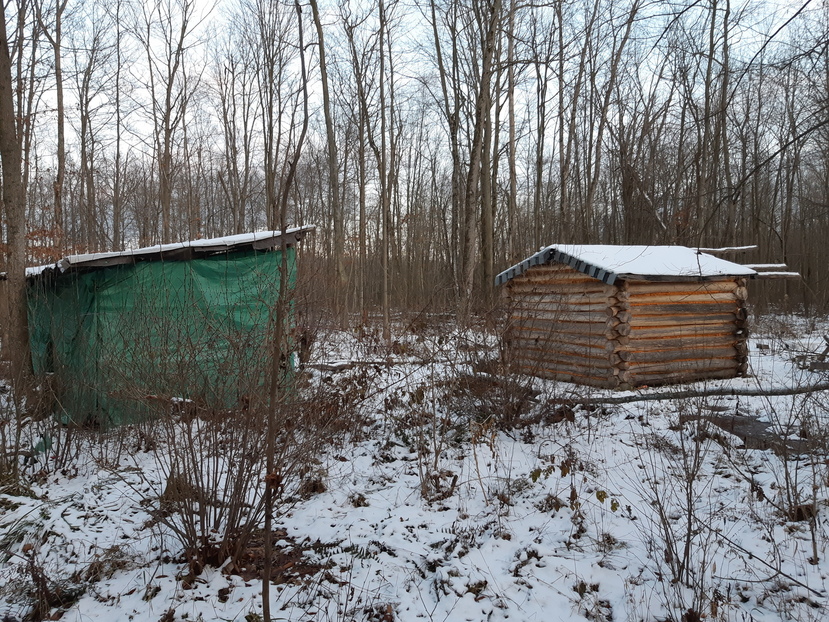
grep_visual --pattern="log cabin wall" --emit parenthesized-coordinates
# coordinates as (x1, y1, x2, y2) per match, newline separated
(506, 264, 620, 388)
(505, 263, 749, 389)
(616, 278, 748, 387)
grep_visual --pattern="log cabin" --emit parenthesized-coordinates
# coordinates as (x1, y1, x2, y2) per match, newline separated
(496, 245, 758, 389)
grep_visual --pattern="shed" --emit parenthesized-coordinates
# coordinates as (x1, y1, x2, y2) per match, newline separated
(496, 245, 757, 388)
(26, 226, 314, 425)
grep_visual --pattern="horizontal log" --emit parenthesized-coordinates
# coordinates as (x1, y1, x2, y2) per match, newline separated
(509, 318, 620, 336)
(626, 357, 738, 374)
(623, 346, 738, 364)
(614, 342, 724, 361)
(509, 311, 613, 324)
(621, 343, 739, 359)
(620, 281, 739, 294)
(512, 358, 614, 380)
(513, 271, 606, 286)
(619, 274, 741, 283)
(526, 354, 614, 372)
(508, 320, 617, 337)
(628, 325, 736, 339)
(530, 342, 616, 362)
(507, 286, 604, 296)
(627, 367, 739, 387)
(511, 283, 746, 310)
(626, 333, 737, 350)
(694, 245, 758, 254)
(508, 326, 617, 351)
(512, 341, 614, 368)
(563, 380, 829, 405)
(625, 284, 745, 299)
(509, 302, 611, 316)
(632, 302, 738, 316)
(627, 292, 740, 306)
(753, 271, 801, 280)
(507, 337, 615, 357)
(743, 264, 787, 270)
(513, 364, 618, 388)
(508, 308, 608, 320)
(510, 278, 748, 306)
(510, 317, 738, 339)
(508, 341, 615, 368)
(507, 291, 615, 307)
(512, 274, 605, 287)
(628, 317, 740, 331)
(507, 303, 611, 317)
(508, 290, 612, 304)
(628, 313, 737, 328)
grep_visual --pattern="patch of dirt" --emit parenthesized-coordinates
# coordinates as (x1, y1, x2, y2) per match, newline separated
(447, 373, 540, 428)
(224, 529, 330, 584)
(680, 411, 813, 454)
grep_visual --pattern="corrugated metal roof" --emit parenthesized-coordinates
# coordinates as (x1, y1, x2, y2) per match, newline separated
(495, 244, 757, 286)
(21, 225, 315, 278)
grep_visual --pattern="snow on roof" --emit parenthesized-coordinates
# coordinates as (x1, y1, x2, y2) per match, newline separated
(22, 225, 315, 278)
(495, 244, 757, 286)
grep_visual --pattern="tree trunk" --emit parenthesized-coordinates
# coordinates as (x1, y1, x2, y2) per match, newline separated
(36, 0, 68, 255)
(459, 0, 502, 323)
(310, 0, 345, 325)
(0, 8, 32, 385)
(506, 0, 518, 263)
(263, 8, 309, 622)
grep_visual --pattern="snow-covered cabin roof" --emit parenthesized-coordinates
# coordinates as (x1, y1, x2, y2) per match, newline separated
(22, 225, 315, 278)
(495, 244, 757, 286)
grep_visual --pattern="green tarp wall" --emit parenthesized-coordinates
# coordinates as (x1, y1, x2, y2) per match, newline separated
(27, 247, 296, 425)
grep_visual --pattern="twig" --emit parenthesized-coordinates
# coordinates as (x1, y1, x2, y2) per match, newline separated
(702, 522, 825, 598)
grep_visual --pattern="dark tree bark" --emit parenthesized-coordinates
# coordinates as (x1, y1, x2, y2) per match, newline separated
(310, 0, 345, 324)
(262, 2, 309, 619)
(35, 0, 68, 254)
(0, 7, 32, 384)
(459, 0, 501, 323)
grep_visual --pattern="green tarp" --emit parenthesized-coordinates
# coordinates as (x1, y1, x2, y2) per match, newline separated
(27, 247, 296, 425)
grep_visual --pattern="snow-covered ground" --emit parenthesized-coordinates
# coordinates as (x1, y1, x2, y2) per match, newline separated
(1, 315, 828, 621)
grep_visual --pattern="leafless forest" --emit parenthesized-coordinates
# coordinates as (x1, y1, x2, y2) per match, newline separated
(5, 4, 829, 621)
(2, 0, 829, 336)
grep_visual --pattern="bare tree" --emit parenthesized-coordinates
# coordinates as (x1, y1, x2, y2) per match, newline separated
(34, 0, 67, 254)
(137, 0, 204, 243)
(0, 1, 33, 409)
(343, 0, 395, 342)
(211, 25, 258, 236)
(67, 0, 118, 251)
(458, 0, 502, 321)
(310, 0, 346, 323)
(262, 2, 310, 618)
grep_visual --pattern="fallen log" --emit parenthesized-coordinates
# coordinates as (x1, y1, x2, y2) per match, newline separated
(560, 381, 829, 405)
